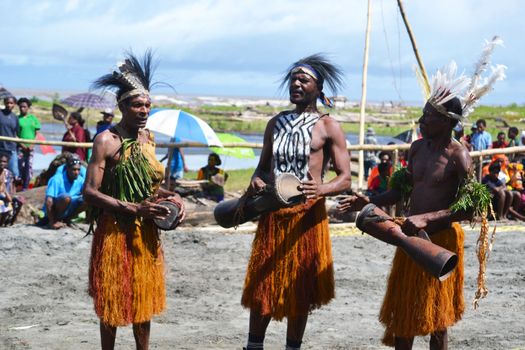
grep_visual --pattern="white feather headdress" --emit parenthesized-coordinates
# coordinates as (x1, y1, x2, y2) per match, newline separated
(428, 36, 506, 123)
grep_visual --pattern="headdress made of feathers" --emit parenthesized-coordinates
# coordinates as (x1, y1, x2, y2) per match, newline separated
(428, 36, 506, 123)
(281, 53, 344, 108)
(92, 50, 156, 104)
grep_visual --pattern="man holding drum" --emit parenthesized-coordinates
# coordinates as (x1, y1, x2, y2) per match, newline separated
(84, 50, 184, 350)
(240, 54, 351, 350)
(338, 51, 505, 348)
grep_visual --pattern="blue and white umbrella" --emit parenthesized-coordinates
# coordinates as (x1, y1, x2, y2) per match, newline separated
(146, 108, 223, 147)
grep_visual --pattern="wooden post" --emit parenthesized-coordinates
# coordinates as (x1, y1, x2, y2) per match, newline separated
(397, 0, 430, 96)
(478, 155, 483, 182)
(166, 148, 174, 190)
(358, 0, 373, 190)
(393, 149, 399, 169)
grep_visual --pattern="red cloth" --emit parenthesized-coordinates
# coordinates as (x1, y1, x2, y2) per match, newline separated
(62, 124, 87, 160)
(492, 141, 508, 149)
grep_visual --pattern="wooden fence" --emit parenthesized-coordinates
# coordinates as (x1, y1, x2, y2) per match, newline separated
(2, 135, 524, 184)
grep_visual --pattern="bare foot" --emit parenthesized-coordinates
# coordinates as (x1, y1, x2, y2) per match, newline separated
(49, 222, 65, 230)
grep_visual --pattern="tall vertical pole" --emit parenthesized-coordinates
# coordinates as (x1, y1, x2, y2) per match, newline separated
(397, 0, 430, 95)
(358, 0, 373, 190)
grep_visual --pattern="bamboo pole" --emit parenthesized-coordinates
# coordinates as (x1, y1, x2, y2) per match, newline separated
(358, 0, 373, 190)
(397, 0, 430, 95)
(2, 135, 524, 158)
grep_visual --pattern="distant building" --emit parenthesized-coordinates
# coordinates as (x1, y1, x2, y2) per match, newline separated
(332, 96, 348, 109)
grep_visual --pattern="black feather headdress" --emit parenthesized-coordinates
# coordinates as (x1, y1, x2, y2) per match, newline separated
(92, 49, 157, 103)
(280, 53, 344, 107)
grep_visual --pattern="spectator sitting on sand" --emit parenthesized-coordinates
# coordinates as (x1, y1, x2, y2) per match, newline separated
(0, 153, 23, 226)
(42, 155, 86, 229)
(197, 152, 228, 202)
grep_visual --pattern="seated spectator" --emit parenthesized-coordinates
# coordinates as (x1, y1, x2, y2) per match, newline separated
(367, 151, 393, 189)
(367, 162, 392, 196)
(482, 162, 509, 220)
(197, 153, 228, 202)
(481, 154, 509, 181)
(492, 131, 508, 149)
(0, 153, 23, 226)
(482, 162, 524, 220)
(94, 108, 114, 139)
(42, 155, 86, 229)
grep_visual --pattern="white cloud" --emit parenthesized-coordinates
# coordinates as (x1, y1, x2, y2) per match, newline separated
(2, 0, 524, 103)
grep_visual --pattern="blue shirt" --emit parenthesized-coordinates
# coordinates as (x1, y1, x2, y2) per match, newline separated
(45, 167, 85, 201)
(471, 131, 492, 151)
(169, 137, 184, 173)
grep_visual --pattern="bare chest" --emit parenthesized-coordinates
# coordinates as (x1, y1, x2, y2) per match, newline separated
(412, 149, 457, 187)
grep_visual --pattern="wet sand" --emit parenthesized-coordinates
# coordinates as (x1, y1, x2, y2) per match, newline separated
(1, 223, 524, 349)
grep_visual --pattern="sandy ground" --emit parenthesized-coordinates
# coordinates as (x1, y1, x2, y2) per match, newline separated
(1, 222, 524, 350)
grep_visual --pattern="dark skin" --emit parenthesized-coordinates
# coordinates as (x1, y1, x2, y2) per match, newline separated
(338, 102, 472, 350)
(45, 163, 85, 229)
(247, 72, 351, 344)
(83, 94, 185, 350)
(3, 97, 16, 113)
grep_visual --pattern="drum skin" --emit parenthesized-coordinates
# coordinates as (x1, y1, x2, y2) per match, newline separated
(154, 200, 181, 230)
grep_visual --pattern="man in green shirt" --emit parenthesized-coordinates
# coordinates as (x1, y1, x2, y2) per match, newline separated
(17, 97, 41, 190)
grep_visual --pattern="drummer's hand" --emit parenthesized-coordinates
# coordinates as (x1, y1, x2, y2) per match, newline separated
(134, 200, 170, 220)
(167, 194, 186, 222)
(248, 176, 266, 195)
(402, 214, 429, 236)
(337, 193, 370, 212)
(301, 172, 321, 199)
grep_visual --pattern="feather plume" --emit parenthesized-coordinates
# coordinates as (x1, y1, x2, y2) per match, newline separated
(466, 36, 503, 96)
(462, 64, 506, 117)
(92, 49, 156, 101)
(280, 53, 344, 96)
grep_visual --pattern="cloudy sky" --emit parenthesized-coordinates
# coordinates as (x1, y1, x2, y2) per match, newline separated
(1, 0, 523, 104)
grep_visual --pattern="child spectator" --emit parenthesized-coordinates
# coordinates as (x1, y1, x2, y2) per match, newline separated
(471, 119, 492, 151)
(0, 153, 23, 225)
(492, 131, 508, 149)
(367, 161, 392, 196)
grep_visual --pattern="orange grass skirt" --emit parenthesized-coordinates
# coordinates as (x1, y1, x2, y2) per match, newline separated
(241, 198, 334, 320)
(379, 222, 465, 346)
(89, 214, 166, 326)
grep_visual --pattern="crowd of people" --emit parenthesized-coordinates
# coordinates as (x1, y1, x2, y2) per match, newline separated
(0, 93, 231, 227)
(0, 39, 519, 350)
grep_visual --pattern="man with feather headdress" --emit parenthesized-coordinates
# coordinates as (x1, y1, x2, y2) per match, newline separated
(338, 37, 505, 349)
(83, 50, 185, 350)
(240, 54, 351, 350)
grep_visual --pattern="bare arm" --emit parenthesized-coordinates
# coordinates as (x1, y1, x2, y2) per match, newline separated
(316, 118, 351, 197)
(83, 133, 168, 219)
(179, 147, 189, 172)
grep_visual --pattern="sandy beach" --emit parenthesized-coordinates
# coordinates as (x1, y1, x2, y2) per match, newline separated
(1, 222, 524, 349)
